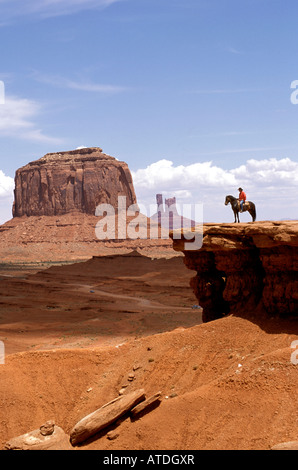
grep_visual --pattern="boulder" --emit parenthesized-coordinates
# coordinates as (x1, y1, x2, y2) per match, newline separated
(4, 421, 71, 450)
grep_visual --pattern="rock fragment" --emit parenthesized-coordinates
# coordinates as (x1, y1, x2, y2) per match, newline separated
(5, 421, 71, 450)
(70, 389, 146, 446)
(130, 392, 162, 419)
(107, 430, 119, 440)
(39, 420, 55, 436)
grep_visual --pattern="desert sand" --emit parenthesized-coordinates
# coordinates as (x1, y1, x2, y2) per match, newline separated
(0, 251, 198, 355)
(0, 246, 297, 450)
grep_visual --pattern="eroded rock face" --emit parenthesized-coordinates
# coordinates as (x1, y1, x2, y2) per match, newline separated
(13, 147, 137, 217)
(171, 221, 298, 322)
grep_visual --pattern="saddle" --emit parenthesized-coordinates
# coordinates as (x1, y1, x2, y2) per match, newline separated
(238, 201, 250, 211)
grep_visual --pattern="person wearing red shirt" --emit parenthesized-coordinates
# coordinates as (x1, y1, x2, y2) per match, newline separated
(238, 187, 246, 212)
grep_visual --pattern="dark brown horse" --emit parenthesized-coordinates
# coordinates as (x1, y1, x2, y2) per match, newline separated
(225, 195, 256, 223)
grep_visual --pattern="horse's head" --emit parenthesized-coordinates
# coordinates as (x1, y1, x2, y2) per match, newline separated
(225, 195, 235, 205)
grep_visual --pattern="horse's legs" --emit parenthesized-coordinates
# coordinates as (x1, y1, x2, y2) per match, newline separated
(248, 209, 255, 222)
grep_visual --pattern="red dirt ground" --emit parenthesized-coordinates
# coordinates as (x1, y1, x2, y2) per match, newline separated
(0, 249, 297, 450)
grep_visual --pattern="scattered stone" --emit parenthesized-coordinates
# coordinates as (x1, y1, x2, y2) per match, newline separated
(70, 389, 146, 446)
(127, 372, 135, 381)
(107, 430, 119, 441)
(39, 420, 55, 436)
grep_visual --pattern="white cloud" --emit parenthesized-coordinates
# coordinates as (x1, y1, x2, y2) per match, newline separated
(132, 159, 237, 192)
(31, 72, 128, 94)
(0, 95, 63, 144)
(0, 0, 122, 20)
(226, 46, 242, 55)
(132, 157, 298, 222)
(132, 157, 298, 192)
(67, 81, 126, 93)
(230, 158, 298, 185)
(0, 170, 14, 198)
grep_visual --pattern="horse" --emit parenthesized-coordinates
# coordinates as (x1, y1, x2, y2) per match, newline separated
(225, 195, 256, 223)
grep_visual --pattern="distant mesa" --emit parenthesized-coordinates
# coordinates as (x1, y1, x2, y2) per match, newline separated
(151, 194, 196, 231)
(12, 147, 137, 217)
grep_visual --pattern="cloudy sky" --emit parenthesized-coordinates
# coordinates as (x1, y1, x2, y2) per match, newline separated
(0, 0, 298, 223)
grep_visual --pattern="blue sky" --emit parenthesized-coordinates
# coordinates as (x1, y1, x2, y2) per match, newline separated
(0, 0, 298, 223)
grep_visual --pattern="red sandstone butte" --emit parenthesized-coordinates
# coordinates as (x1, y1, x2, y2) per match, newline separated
(171, 221, 298, 322)
(13, 147, 137, 217)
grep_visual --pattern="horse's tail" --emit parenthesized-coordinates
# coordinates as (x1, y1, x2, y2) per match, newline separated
(251, 203, 256, 222)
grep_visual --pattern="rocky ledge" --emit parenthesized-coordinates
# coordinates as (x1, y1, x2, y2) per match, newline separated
(13, 147, 137, 217)
(171, 221, 298, 322)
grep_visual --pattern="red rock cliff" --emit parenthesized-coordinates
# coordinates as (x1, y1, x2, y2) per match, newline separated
(171, 221, 298, 322)
(13, 147, 137, 217)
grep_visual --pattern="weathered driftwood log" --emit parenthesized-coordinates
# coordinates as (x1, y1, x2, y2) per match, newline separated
(130, 392, 162, 419)
(70, 389, 146, 446)
(5, 421, 71, 450)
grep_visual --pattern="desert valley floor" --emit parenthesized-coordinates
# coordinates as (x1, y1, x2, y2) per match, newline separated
(0, 247, 297, 450)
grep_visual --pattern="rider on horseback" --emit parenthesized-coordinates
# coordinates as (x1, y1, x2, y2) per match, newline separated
(238, 187, 246, 212)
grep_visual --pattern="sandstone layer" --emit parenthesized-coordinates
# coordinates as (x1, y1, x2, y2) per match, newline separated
(171, 221, 298, 322)
(0, 213, 173, 265)
(13, 147, 137, 217)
